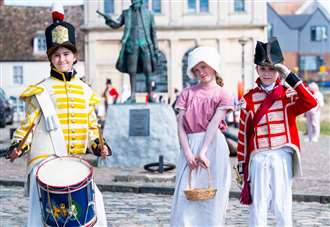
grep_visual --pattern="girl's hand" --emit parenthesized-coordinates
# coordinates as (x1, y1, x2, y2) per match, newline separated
(185, 152, 198, 170)
(197, 152, 209, 169)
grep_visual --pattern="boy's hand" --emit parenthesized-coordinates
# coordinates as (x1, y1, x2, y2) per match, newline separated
(274, 63, 291, 79)
(7, 148, 21, 162)
(98, 144, 110, 159)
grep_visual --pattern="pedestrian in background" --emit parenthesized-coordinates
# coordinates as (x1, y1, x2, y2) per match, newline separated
(170, 46, 233, 226)
(237, 38, 317, 227)
(171, 88, 180, 114)
(6, 3, 110, 226)
(305, 82, 324, 142)
(103, 78, 119, 111)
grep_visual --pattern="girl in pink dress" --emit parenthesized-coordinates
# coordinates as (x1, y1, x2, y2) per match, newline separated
(170, 46, 233, 226)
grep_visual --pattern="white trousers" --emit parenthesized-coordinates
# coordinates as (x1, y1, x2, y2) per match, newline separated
(248, 148, 293, 227)
(306, 108, 321, 142)
(27, 166, 108, 227)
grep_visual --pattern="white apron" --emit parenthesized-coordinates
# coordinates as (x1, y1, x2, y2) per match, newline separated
(170, 130, 231, 227)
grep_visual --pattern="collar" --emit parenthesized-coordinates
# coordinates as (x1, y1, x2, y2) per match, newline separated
(50, 68, 77, 82)
(261, 82, 275, 92)
(256, 78, 281, 93)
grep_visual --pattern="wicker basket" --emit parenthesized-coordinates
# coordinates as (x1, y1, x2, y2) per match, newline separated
(184, 167, 217, 201)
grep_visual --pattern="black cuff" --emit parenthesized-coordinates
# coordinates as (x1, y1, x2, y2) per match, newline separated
(285, 72, 300, 88)
(91, 138, 111, 157)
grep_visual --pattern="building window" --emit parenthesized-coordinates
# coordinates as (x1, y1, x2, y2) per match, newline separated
(144, 0, 161, 13)
(182, 47, 198, 88)
(187, 0, 209, 13)
(200, 0, 208, 12)
(311, 26, 327, 41)
(33, 34, 46, 54)
(13, 66, 23, 85)
(188, 0, 197, 12)
(10, 96, 25, 113)
(234, 0, 245, 12)
(267, 23, 273, 39)
(299, 55, 323, 71)
(104, 0, 114, 14)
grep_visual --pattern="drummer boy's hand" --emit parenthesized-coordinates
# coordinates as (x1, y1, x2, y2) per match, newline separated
(98, 145, 110, 159)
(6, 141, 27, 162)
(7, 148, 21, 162)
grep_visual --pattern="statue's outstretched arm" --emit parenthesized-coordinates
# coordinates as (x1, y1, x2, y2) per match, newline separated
(97, 10, 124, 29)
(105, 14, 124, 29)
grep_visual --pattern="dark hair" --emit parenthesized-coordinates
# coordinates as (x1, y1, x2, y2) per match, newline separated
(215, 73, 224, 87)
(47, 42, 78, 64)
(106, 79, 112, 85)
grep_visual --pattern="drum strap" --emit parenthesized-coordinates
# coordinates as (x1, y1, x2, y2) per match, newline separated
(35, 85, 67, 157)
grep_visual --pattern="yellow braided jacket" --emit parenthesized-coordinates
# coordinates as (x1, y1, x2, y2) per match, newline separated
(12, 70, 100, 172)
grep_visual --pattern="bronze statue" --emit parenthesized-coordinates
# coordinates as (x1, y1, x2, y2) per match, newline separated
(97, 0, 159, 103)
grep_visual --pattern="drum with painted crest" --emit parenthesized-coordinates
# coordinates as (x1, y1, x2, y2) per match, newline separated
(36, 156, 96, 227)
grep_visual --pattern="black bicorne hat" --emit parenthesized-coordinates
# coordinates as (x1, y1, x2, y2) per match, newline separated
(254, 37, 284, 66)
(45, 3, 77, 58)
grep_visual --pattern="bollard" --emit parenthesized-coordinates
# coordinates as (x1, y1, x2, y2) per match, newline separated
(10, 128, 17, 139)
(158, 155, 164, 173)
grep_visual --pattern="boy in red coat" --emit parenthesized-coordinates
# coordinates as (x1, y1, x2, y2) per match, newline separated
(237, 38, 317, 227)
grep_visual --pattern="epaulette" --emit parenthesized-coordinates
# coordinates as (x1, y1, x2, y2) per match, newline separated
(20, 84, 44, 99)
(89, 93, 101, 106)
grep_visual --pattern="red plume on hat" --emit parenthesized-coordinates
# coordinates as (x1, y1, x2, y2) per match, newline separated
(51, 2, 64, 22)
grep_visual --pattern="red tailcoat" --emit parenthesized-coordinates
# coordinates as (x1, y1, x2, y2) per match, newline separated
(237, 73, 317, 177)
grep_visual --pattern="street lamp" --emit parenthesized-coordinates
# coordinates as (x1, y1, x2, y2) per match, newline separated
(238, 36, 248, 93)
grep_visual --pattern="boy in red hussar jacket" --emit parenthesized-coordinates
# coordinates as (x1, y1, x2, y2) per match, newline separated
(236, 37, 317, 227)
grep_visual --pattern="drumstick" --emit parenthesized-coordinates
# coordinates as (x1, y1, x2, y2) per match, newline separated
(97, 124, 104, 148)
(97, 124, 107, 159)
(18, 123, 35, 153)
(12, 123, 35, 158)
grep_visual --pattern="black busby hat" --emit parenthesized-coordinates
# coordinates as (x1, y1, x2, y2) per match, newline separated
(254, 37, 284, 66)
(45, 3, 77, 58)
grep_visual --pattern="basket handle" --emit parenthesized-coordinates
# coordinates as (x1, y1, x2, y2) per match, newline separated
(188, 167, 212, 189)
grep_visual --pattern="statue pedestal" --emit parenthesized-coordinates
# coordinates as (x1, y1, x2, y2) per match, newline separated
(99, 104, 180, 167)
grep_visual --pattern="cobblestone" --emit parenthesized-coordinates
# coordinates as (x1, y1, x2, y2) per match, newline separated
(1, 186, 329, 227)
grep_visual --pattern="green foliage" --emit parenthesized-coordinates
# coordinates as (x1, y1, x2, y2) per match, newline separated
(297, 120, 330, 136)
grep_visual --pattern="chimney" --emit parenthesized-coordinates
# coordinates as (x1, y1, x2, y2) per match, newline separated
(0, 0, 4, 7)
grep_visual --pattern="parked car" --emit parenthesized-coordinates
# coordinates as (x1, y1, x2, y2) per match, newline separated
(0, 88, 14, 128)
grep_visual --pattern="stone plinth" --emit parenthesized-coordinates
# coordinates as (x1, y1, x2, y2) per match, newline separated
(99, 104, 180, 167)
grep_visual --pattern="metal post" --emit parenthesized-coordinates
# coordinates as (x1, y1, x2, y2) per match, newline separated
(158, 155, 164, 173)
(238, 37, 248, 91)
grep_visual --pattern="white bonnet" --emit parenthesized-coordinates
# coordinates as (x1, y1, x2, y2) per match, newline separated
(187, 46, 221, 79)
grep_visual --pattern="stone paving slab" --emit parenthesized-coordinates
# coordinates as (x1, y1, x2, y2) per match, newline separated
(0, 125, 329, 203)
(1, 186, 329, 227)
